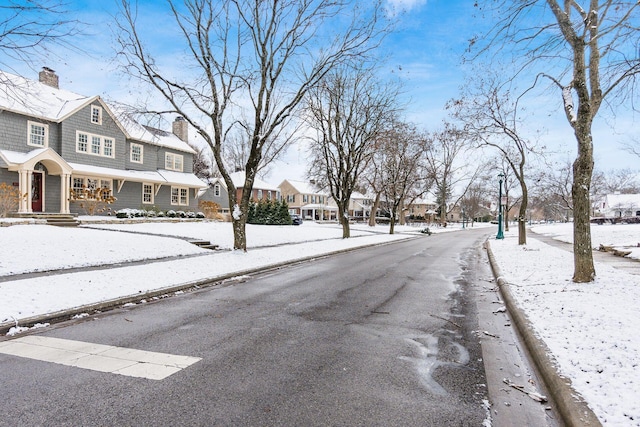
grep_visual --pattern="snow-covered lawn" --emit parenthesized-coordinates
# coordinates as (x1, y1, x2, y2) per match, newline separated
(534, 222, 640, 260)
(1, 218, 638, 426)
(0, 219, 441, 324)
(491, 222, 640, 427)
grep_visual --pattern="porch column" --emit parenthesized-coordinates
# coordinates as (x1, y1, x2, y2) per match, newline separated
(60, 173, 71, 214)
(17, 169, 32, 213)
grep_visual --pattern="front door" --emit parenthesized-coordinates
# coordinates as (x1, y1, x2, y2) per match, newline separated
(31, 171, 43, 212)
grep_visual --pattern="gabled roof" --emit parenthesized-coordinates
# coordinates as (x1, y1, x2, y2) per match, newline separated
(0, 69, 195, 154)
(0, 70, 96, 121)
(210, 171, 279, 191)
(107, 103, 196, 154)
(281, 179, 326, 195)
(605, 193, 640, 207)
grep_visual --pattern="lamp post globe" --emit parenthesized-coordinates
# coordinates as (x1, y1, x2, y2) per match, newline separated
(496, 173, 505, 240)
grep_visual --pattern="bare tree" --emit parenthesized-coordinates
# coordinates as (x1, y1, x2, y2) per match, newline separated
(531, 157, 574, 221)
(116, 0, 387, 250)
(449, 74, 537, 244)
(424, 124, 476, 226)
(470, 0, 640, 281)
(596, 168, 640, 194)
(378, 121, 430, 234)
(305, 64, 399, 238)
(0, 1, 80, 70)
(460, 178, 493, 226)
(362, 158, 385, 227)
(188, 142, 212, 181)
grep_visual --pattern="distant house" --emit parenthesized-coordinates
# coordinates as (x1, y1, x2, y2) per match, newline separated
(598, 194, 640, 218)
(0, 67, 206, 216)
(406, 197, 438, 220)
(279, 179, 336, 220)
(202, 171, 280, 218)
(347, 191, 373, 220)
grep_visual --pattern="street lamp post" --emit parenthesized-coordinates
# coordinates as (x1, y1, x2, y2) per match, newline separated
(462, 209, 465, 229)
(496, 173, 504, 239)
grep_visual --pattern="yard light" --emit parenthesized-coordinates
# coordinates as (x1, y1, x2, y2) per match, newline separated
(496, 173, 504, 240)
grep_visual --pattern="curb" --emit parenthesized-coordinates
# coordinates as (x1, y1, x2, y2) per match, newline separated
(484, 240, 602, 427)
(1, 235, 415, 336)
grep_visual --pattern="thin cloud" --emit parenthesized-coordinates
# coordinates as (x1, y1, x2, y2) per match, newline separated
(385, 0, 427, 17)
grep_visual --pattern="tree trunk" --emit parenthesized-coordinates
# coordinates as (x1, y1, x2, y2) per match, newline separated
(389, 216, 395, 234)
(518, 182, 527, 245)
(231, 206, 247, 251)
(504, 195, 509, 232)
(572, 131, 595, 282)
(368, 192, 381, 227)
(338, 204, 350, 238)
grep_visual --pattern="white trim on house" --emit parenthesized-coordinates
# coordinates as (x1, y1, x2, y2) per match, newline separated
(165, 152, 184, 172)
(0, 148, 73, 213)
(142, 182, 154, 204)
(91, 105, 103, 125)
(27, 121, 49, 148)
(130, 143, 144, 163)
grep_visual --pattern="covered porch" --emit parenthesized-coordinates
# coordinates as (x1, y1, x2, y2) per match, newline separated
(0, 148, 73, 214)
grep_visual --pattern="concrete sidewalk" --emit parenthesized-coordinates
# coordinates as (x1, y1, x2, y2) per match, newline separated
(531, 230, 640, 276)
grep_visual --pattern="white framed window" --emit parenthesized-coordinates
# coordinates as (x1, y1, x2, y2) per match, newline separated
(287, 194, 295, 203)
(71, 176, 113, 200)
(130, 143, 143, 163)
(76, 131, 115, 158)
(214, 183, 221, 197)
(72, 177, 84, 194)
(257, 189, 263, 199)
(28, 121, 48, 147)
(267, 191, 272, 200)
(171, 186, 189, 206)
(91, 105, 102, 125)
(77, 132, 88, 152)
(142, 183, 154, 204)
(165, 152, 184, 172)
(91, 136, 101, 154)
(104, 138, 113, 157)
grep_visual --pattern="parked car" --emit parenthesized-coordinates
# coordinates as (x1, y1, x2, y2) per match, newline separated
(291, 214, 303, 225)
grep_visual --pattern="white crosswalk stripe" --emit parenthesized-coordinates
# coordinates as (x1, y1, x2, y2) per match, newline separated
(0, 336, 201, 380)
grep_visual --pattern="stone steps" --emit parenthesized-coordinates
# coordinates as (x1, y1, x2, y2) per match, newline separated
(9, 213, 79, 227)
(188, 239, 219, 250)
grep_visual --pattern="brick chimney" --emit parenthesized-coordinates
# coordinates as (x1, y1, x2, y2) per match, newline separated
(39, 67, 59, 89)
(172, 116, 188, 142)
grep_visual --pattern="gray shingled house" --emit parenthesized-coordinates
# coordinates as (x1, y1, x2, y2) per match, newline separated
(0, 67, 206, 217)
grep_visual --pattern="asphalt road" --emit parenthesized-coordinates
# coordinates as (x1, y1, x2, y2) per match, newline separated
(1, 228, 518, 426)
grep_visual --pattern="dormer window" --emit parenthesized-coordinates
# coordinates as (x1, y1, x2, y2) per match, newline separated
(91, 105, 102, 125)
(27, 121, 48, 147)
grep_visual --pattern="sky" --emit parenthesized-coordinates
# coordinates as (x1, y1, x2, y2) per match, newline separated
(1, 0, 638, 186)
(0, 219, 639, 425)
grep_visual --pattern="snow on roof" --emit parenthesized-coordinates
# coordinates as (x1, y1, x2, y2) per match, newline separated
(283, 179, 326, 195)
(158, 169, 207, 188)
(69, 162, 166, 183)
(0, 70, 95, 121)
(0, 148, 49, 165)
(229, 171, 279, 191)
(605, 193, 640, 207)
(69, 163, 206, 188)
(0, 69, 195, 154)
(107, 103, 196, 154)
